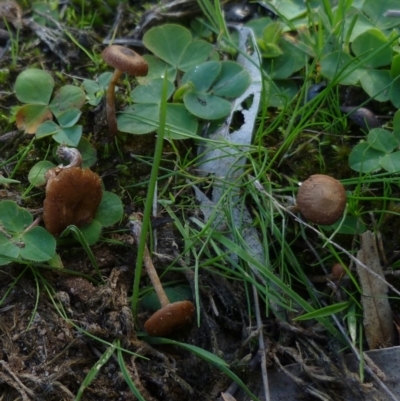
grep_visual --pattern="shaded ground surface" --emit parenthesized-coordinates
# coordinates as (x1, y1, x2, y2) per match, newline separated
(0, 239, 251, 400)
(1, 1, 400, 401)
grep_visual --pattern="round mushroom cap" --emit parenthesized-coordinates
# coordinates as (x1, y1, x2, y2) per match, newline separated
(43, 167, 102, 236)
(101, 45, 148, 76)
(296, 174, 346, 225)
(144, 301, 195, 337)
(332, 263, 346, 278)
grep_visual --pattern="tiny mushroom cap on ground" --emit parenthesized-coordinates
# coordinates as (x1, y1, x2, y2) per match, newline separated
(128, 214, 195, 337)
(43, 146, 102, 236)
(144, 300, 196, 337)
(296, 174, 346, 225)
(332, 263, 346, 279)
(101, 45, 149, 77)
(101, 45, 148, 138)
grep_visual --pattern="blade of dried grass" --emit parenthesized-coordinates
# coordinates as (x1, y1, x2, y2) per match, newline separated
(356, 231, 395, 349)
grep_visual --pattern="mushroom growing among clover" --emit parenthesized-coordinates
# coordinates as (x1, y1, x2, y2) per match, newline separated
(129, 213, 195, 337)
(296, 174, 346, 225)
(43, 145, 102, 236)
(101, 45, 149, 138)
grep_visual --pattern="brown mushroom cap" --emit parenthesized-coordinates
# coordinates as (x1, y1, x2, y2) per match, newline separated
(332, 263, 346, 278)
(144, 300, 195, 337)
(296, 174, 346, 225)
(43, 167, 102, 236)
(101, 45, 148, 76)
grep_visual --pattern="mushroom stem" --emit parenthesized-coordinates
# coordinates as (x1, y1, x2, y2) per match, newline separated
(105, 69, 123, 138)
(129, 213, 195, 336)
(129, 213, 170, 308)
(142, 242, 171, 308)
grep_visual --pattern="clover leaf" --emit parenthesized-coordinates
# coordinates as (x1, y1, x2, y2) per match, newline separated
(380, 152, 400, 173)
(320, 51, 364, 86)
(137, 55, 177, 85)
(117, 78, 199, 139)
(212, 61, 251, 97)
(320, 28, 399, 106)
(28, 160, 56, 187)
(182, 61, 221, 92)
(14, 68, 86, 144)
(181, 60, 250, 120)
(184, 92, 231, 120)
(14, 68, 54, 105)
(0, 200, 56, 265)
(246, 17, 307, 107)
(348, 142, 383, 173)
(143, 24, 213, 72)
(367, 128, 399, 153)
(82, 72, 113, 106)
(361, 0, 400, 30)
(122, 23, 250, 134)
(49, 85, 86, 117)
(257, 21, 283, 58)
(351, 29, 392, 69)
(36, 109, 83, 146)
(141, 285, 193, 311)
(349, 127, 400, 173)
(15, 104, 54, 134)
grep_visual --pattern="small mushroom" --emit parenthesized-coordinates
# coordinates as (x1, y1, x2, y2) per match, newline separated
(331, 263, 346, 279)
(296, 174, 346, 225)
(129, 214, 195, 337)
(43, 146, 102, 236)
(101, 45, 148, 138)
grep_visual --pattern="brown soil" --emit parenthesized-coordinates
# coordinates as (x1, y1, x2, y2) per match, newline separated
(0, 225, 253, 400)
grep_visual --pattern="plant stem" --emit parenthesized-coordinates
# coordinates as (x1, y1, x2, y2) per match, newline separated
(131, 74, 168, 318)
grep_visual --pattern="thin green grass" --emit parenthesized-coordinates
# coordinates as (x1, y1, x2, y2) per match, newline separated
(116, 341, 147, 401)
(75, 341, 117, 401)
(63, 225, 102, 281)
(131, 73, 169, 319)
(3, 19, 19, 68)
(143, 335, 260, 401)
(187, 0, 400, 360)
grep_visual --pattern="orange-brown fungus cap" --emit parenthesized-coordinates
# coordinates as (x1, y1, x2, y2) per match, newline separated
(43, 167, 102, 236)
(101, 45, 148, 76)
(144, 301, 195, 337)
(296, 174, 346, 225)
(332, 263, 346, 279)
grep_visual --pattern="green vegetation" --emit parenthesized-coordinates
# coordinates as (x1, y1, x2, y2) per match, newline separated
(348, 110, 400, 172)
(14, 68, 86, 145)
(0, 200, 56, 264)
(82, 72, 113, 106)
(118, 23, 250, 138)
(2, 0, 400, 399)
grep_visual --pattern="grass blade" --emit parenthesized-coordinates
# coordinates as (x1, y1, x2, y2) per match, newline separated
(143, 336, 260, 401)
(116, 341, 146, 401)
(74, 341, 116, 401)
